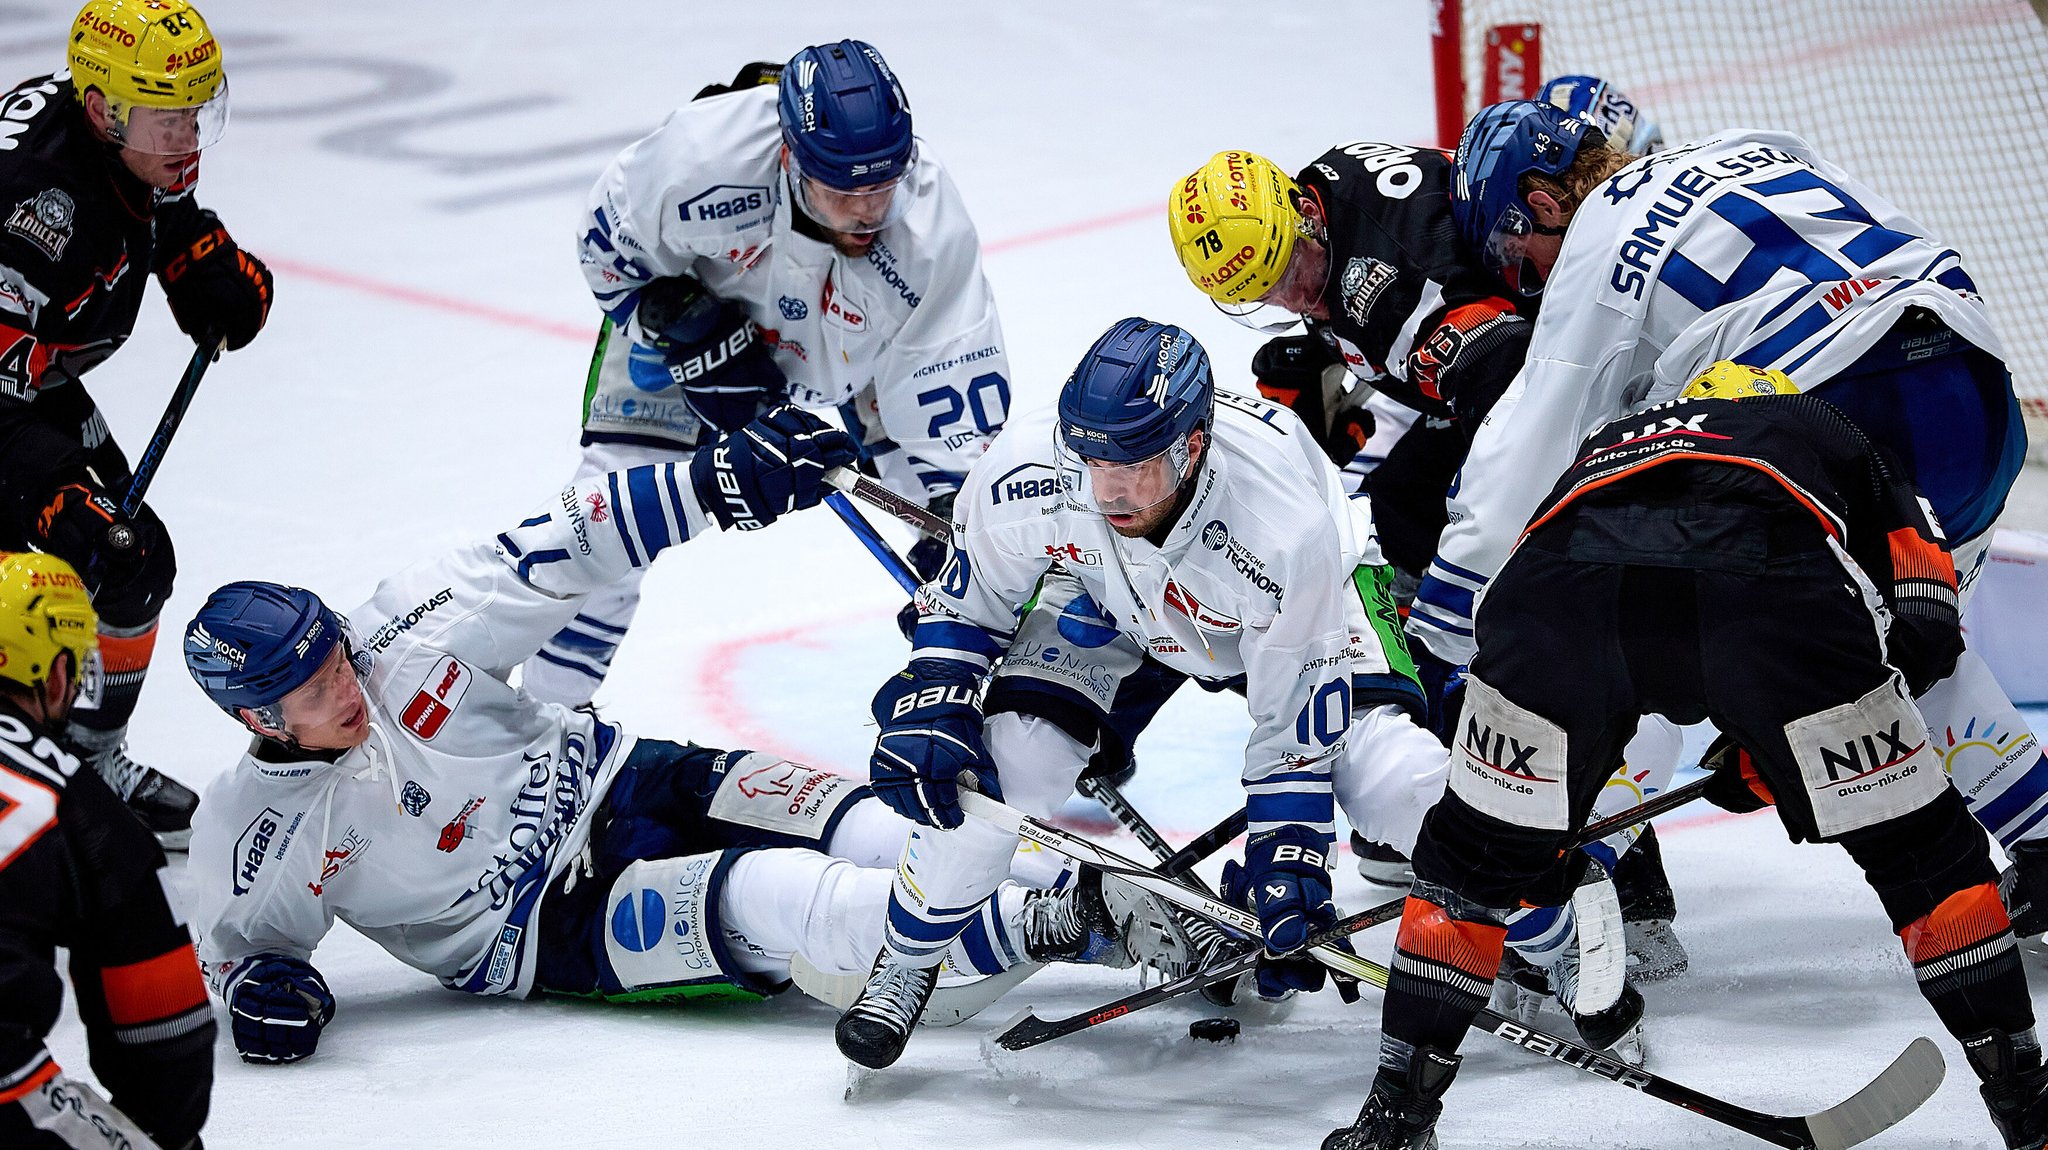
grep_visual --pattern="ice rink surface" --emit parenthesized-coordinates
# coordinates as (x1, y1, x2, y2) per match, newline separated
(19, 0, 2047, 1145)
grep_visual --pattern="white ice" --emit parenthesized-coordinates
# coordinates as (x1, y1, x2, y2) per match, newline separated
(23, 0, 2048, 1145)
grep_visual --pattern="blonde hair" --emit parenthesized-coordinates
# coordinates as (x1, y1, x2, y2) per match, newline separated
(1522, 145, 1634, 223)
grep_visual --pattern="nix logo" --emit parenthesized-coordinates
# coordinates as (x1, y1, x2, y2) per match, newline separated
(1462, 717, 1544, 781)
(1815, 720, 1925, 786)
(1621, 413, 1714, 442)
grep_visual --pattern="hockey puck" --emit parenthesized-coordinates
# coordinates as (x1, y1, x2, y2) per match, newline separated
(1188, 1016, 1240, 1043)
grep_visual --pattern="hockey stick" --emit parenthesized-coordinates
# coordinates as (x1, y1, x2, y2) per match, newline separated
(825, 466, 951, 542)
(120, 339, 220, 522)
(825, 492, 920, 594)
(86, 340, 219, 589)
(961, 788, 1941, 1149)
(999, 780, 1710, 1050)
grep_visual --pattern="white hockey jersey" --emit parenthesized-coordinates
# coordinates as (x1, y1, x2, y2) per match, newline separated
(579, 84, 1010, 499)
(186, 464, 718, 998)
(915, 396, 1416, 837)
(1409, 130, 2007, 662)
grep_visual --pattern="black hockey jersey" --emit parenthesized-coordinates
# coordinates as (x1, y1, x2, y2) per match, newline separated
(0, 696, 213, 1149)
(1295, 142, 1530, 428)
(1525, 393, 1962, 681)
(0, 73, 212, 412)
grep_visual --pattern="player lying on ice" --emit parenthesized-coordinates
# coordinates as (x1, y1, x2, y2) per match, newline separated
(834, 317, 1644, 1070)
(1325, 363, 2048, 1150)
(175, 405, 1185, 1065)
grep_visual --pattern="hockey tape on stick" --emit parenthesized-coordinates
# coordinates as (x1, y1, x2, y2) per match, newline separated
(961, 787, 1941, 1148)
(824, 467, 951, 542)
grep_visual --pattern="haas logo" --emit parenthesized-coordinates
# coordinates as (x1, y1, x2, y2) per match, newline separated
(736, 760, 806, 798)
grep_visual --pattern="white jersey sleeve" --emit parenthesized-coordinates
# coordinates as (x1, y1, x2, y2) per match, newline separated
(853, 165, 1010, 500)
(186, 781, 335, 991)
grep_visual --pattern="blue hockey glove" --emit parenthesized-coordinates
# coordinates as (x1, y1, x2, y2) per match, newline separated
(227, 955, 335, 1064)
(626, 275, 787, 434)
(869, 659, 996, 829)
(1221, 825, 1353, 1000)
(1413, 643, 1468, 744)
(690, 405, 858, 531)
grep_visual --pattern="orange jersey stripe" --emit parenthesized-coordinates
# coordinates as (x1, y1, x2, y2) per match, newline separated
(0, 1058, 59, 1105)
(1886, 527, 1958, 591)
(96, 623, 158, 677)
(100, 944, 209, 1027)
(1524, 453, 1840, 542)
(1900, 883, 2011, 964)
(1396, 895, 1507, 981)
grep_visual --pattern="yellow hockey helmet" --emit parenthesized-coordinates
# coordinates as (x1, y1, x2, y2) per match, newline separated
(0, 552, 98, 692)
(68, 0, 228, 154)
(1681, 361, 1799, 401)
(1169, 151, 1302, 312)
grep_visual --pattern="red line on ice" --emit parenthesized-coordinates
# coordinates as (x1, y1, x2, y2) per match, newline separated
(266, 202, 1154, 339)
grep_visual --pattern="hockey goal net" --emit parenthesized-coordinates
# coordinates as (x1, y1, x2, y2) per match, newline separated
(1433, 0, 2048, 463)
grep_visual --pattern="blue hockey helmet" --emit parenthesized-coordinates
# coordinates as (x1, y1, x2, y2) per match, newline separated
(1452, 99, 1593, 297)
(1537, 74, 1664, 156)
(1056, 318, 1215, 517)
(777, 40, 916, 234)
(184, 581, 345, 723)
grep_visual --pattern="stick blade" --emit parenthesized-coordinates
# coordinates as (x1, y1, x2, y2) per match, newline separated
(1799, 1036, 1945, 1150)
(994, 1006, 1063, 1051)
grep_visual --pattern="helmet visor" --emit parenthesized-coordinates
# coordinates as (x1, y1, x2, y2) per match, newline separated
(787, 145, 916, 236)
(1054, 434, 1191, 517)
(115, 81, 230, 155)
(1481, 200, 1542, 297)
(1215, 235, 1326, 334)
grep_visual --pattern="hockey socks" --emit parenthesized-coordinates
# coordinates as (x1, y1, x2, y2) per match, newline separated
(1902, 882, 2034, 1042)
(1379, 892, 1508, 1073)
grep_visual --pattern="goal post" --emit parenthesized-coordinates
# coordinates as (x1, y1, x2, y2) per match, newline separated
(1433, 0, 2048, 462)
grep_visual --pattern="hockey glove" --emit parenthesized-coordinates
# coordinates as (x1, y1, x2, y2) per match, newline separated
(1700, 732, 1776, 814)
(689, 405, 858, 531)
(227, 955, 335, 1064)
(1999, 839, 2048, 940)
(1221, 825, 1356, 1001)
(627, 276, 787, 434)
(29, 475, 173, 623)
(1413, 644, 1467, 745)
(1252, 334, 1372, 465)
(895, 535, 952, 641)
(869, 659, 996, 829)
(159, 211, 272, 351)
(1885, 612, 1965, 698)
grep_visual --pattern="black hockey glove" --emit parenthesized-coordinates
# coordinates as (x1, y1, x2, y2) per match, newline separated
(28, 475, 173, 623)
(1999, 839, 2048, 940)
(227, 954, 335, 1064)
(689, 404, 857, 530)
(1700, 732, 1776, 815)
(1252, 334, 1372, 465)
(1220, 825, 1358, 1002)
(627, 275, 788, 434)
(159, 211, 272, 351)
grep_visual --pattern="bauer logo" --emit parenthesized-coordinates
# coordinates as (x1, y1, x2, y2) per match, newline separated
(401, 656, 472, 740)
(233, 807, 286, 896)
(679, 184, 770, 224)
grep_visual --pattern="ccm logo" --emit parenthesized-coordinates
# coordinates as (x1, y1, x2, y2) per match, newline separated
(890, 684, 975, 719)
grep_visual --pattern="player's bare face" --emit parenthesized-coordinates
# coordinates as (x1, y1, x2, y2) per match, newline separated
(272, 646, 371, 750)
(1089, 430, 1203, 537)
(807, 180, 897, 254)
